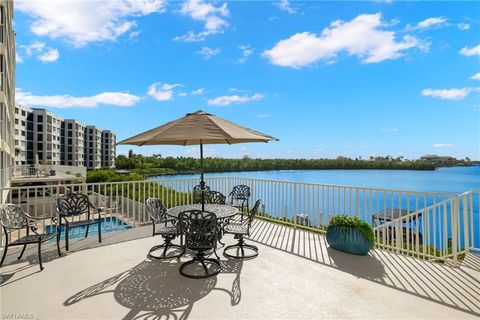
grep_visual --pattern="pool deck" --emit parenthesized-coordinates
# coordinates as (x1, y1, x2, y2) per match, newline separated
(1, 218, 479, 320)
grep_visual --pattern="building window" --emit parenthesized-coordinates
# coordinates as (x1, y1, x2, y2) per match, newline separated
(0, 6, 4, 44)
(1, 56, 7, 92)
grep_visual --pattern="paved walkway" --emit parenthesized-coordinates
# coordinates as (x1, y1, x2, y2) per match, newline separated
(1, 219, 479, 319)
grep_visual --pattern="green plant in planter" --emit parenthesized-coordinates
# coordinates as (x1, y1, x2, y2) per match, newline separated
(326, 215, 375, 255)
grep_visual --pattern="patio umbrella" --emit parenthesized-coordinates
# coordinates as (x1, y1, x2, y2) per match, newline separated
(118, 110, 278, 210)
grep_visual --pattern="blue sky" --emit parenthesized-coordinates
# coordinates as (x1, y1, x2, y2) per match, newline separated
(14, 0, 480, 160)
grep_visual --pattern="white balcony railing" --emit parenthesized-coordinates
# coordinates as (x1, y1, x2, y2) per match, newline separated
(12, 164, 86, 179)
(0, 177, 478, 265)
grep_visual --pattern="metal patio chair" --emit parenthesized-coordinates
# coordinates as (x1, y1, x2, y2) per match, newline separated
(0, 204, 61, 271)
(223, 199, 261, 259)
(146, 198, 184, 260)
(229, 185, 250, 214)
(56, 193, 101, 251)
(192, 184, 211, 204)
(206, 190, 226, 205)
(178, 210, 221, 279)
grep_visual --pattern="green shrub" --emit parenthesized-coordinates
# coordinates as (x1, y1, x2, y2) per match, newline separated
(328, 215, 375, 247)
(86, 170, 143, 183)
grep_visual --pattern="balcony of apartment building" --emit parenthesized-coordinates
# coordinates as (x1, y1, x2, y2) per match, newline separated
(11, 163, 87, 186)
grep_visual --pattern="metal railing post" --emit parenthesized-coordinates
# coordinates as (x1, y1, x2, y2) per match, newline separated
(293, 183, 297, 229)
(452, 196, 459, 267)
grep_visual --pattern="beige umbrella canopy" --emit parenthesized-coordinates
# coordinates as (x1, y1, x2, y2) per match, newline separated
(118, 110, 278, 209)
(118, 110, 278, 146)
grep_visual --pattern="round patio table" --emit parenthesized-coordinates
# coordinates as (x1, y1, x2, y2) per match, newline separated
(167, 204, 239, 220)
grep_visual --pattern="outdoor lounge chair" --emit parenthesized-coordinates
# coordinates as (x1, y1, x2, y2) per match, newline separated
(223, 199, 261, 259)
(0, 204, 61, 271)
(178, 210, 220, 278)
(56, 193, 101, 251)
(146, 198, 184, 260)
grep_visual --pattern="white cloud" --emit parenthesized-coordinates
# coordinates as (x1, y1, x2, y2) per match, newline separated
(421, 88, 478, 100)
(174, 0, 229, 42)
(38, 48, 59, 62)
(147, 82, 182, 101)
(16, 88, 140, 108)
(459, 44, 480, 56)
(407, 16, 447, 30)
(196, 46, 221, 59)
(129, 31, 141, 39)
(380, 128, 398, 132)
(238, 45, 254, 63)
(16, 0, 166, 47)
(433, 143, 454, 148)
(178, 92, 188, 97)
(458, 23, 470, 31)
(470, 73, 480, 81)
(191, 88, 205, 95)
(19, 40, 60, 63)
(257, 114, 269, 119)
(208, 93, 265, 106)
(276, 0, 296, 14)
(16, 52, 24, 63)
(228, 88, 247, 93)
(263, 13, 424, 68)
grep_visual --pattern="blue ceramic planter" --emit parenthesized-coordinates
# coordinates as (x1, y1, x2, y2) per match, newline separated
(326, 225, 372, 255)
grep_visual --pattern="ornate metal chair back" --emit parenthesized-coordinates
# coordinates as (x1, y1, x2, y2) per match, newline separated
(247, 199, 261, 231)
(206, 191, 226, 205)
(230, 185, 250, 201)
(56, 193, 91, 218)
(145, 198, 168, 223)
(178, 210, 218, 251)
(0, 204, 27, 231)
(192, 185, 211, 204)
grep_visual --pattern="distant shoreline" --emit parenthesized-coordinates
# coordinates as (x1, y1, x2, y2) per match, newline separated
(140, 164, 480, 177)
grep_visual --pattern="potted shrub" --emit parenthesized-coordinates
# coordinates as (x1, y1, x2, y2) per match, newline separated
(326, 215, 374, 255)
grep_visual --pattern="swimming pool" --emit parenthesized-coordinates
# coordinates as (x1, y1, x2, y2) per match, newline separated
(45, 217, 132, 241)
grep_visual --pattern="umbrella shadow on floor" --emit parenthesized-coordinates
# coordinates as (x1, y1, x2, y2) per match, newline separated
(64, 258, 243, 320)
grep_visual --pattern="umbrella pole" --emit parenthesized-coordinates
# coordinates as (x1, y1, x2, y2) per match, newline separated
(200, 143, 205, 211)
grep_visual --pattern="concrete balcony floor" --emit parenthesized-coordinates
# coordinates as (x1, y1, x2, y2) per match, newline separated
(1, 219, 479, 320)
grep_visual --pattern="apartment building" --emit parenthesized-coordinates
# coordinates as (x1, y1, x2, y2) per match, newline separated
(101, 130, 116, 169)
(61, 119, 85, 166)
(0, 0, 15, 199)
(85, 125, 102, 169)
(30, 108, 63, 165)
(13, 104, 32, 165)
(12, 104, 116, 169)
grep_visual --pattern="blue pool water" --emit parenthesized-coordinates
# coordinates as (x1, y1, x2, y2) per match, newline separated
(46, 217, 131, 241)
